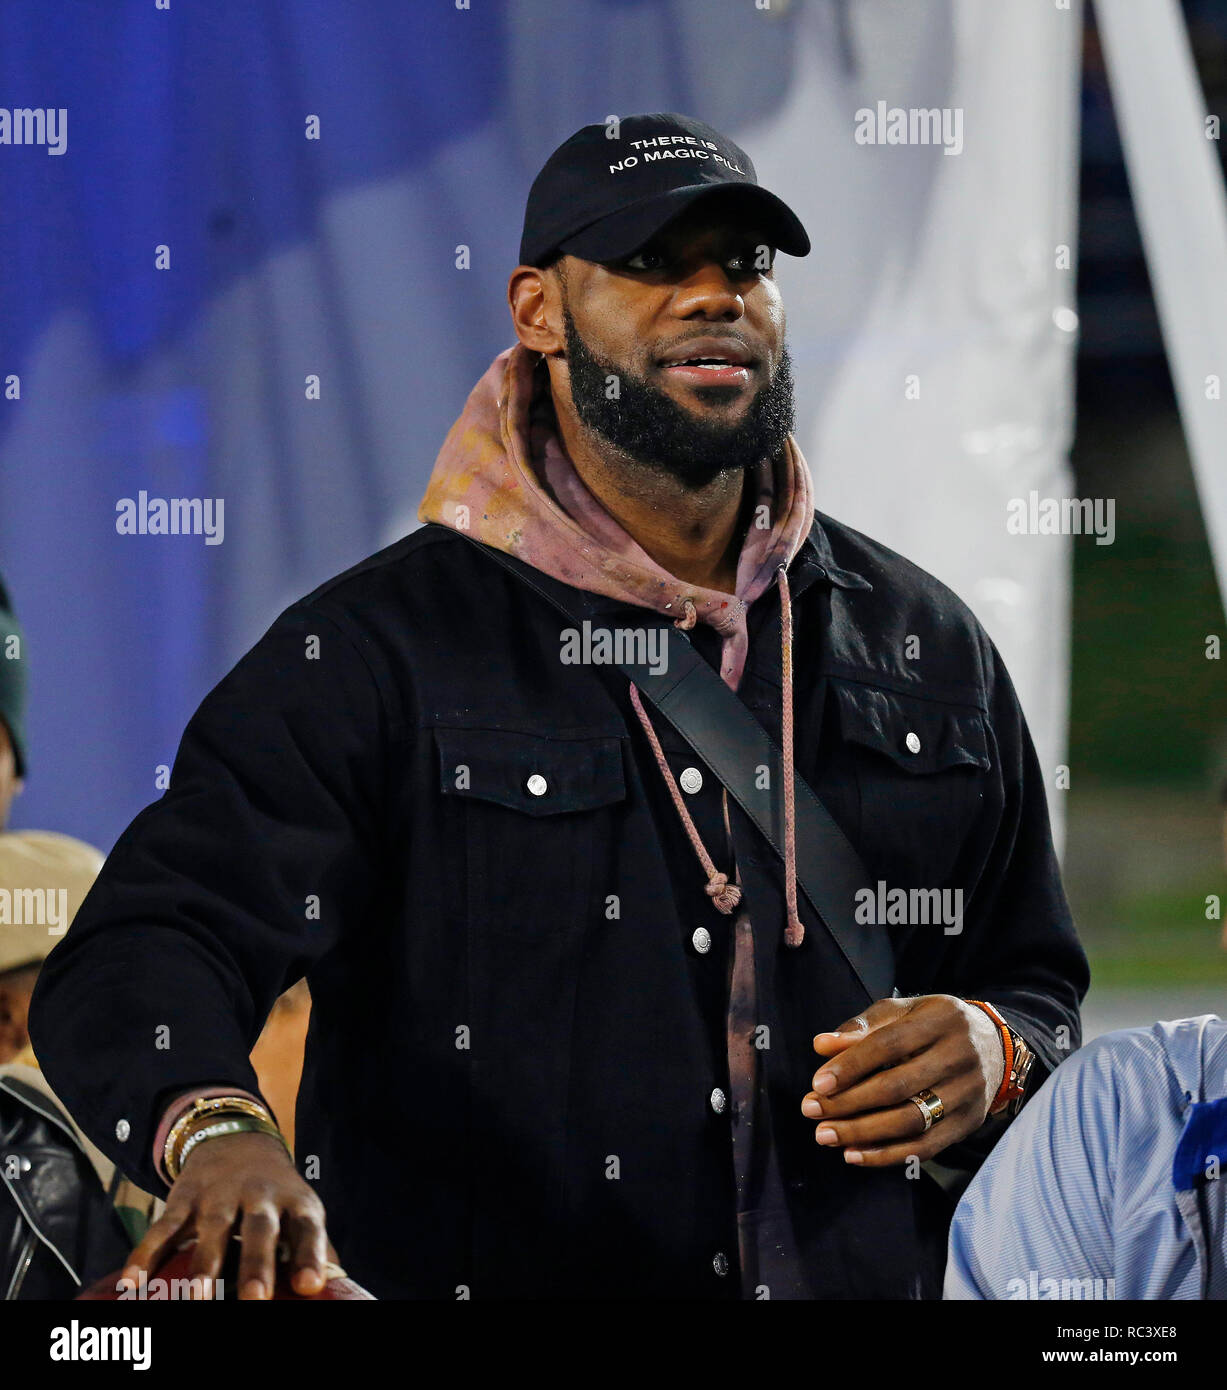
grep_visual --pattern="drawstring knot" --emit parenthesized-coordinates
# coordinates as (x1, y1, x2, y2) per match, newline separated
(673, 598, 698, 631)
(704, 871, 742, 914)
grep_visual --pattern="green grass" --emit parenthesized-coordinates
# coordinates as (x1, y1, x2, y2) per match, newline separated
(1070, 525, 1227, 786)
(1079, 881, 1227, 987)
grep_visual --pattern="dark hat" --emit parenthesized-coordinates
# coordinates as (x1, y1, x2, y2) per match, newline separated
(0, 575, 27, 778)
(519, 112, 810, 268)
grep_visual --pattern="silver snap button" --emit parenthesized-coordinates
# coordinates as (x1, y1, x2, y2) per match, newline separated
(679, 767, 703, 795)
(710, 1087, 727, 1115)
(713, 1251, 729, 1277)
(526, 774, 548, 797)
(115, 1119, 131, 1142)
(904, 732, 921, 754)
(691, 926, 712, 955)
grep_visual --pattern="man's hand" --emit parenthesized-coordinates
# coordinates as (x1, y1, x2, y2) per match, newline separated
(121, 1130, 335, 1300)
(800, 995, 1006, 1167)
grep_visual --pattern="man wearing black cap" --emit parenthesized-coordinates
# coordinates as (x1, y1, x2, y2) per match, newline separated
(33, 114, 1087, 1301)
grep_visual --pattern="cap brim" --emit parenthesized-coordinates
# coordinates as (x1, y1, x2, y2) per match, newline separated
(556, 182, 810, 263)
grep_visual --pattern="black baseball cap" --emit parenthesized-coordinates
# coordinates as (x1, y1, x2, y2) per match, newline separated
(518, 112, 811, 268)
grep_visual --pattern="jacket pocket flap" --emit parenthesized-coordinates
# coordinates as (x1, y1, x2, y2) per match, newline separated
(832, 682, 991, 774)
(435, 727, 626, 815)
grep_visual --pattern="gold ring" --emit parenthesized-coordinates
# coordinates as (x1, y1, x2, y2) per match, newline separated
(909, 1088, 945, 1132)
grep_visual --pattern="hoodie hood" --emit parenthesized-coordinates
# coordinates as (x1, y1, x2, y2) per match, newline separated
(418, 342, 814, 692)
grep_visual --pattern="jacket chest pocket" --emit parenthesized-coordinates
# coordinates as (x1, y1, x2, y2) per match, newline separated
(831, 680, 991, 890)
(434, 726, 627, 939)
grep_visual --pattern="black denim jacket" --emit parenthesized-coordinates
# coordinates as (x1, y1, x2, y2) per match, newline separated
(30, 512, 1089, 1299)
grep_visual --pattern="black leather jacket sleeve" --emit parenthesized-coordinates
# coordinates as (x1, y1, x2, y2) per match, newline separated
(1, 1075, 132, 1299)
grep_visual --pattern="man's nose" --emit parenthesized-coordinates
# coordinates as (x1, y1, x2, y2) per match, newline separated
(670, 262, 745, 320)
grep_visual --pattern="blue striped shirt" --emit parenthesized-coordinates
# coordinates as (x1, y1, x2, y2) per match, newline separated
(945, 1015, 1227, 1300)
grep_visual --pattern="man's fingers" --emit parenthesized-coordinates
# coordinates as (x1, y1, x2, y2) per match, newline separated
(811, 1003, 946, 1093)
(282, 1198, 330, 1296)
(187, 1206, 238, 1296)
(811, 1099, 929, 1151)
(812, 1000, 903, 1055)
(835, 1000, 902, 1033)
(805, 1034, 968, 1118)
(808, 1066, 981, 1153)
(236, 1203, 282, 1300)
(121, 1207, 191, 1283)
(842, 1121, 975, 1167)
(811, 1028, 866, 1057)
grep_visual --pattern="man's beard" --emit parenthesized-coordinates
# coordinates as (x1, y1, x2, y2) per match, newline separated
(561, 305, 796, 491)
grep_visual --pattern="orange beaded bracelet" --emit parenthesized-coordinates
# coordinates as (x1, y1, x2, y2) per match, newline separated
(964, 999, 1014, 1114)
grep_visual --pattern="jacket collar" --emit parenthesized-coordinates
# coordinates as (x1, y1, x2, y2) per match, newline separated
(510, 512, 872, 622)
(793, 515, 874, 597)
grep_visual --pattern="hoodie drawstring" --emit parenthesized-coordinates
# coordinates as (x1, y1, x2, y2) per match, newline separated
(627, 575, 804, 947)
(628, 680, 742, 914)
(776, 566, 804, 948)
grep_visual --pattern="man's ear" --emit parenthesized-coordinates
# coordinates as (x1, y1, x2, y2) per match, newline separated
(508, 263, 567, 357)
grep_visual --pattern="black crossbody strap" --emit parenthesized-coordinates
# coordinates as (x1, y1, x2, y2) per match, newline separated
(458, 533, 893, 1002)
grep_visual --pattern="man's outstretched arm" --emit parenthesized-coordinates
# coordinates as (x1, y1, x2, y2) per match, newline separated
(29, 599, 389, 1296)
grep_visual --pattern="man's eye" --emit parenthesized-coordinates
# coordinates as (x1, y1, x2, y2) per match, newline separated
(619, 245, 773, 273)
(729, 246, 773, 273)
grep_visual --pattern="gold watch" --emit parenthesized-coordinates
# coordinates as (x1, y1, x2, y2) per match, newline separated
(1002, 1030, 1034, 1115)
